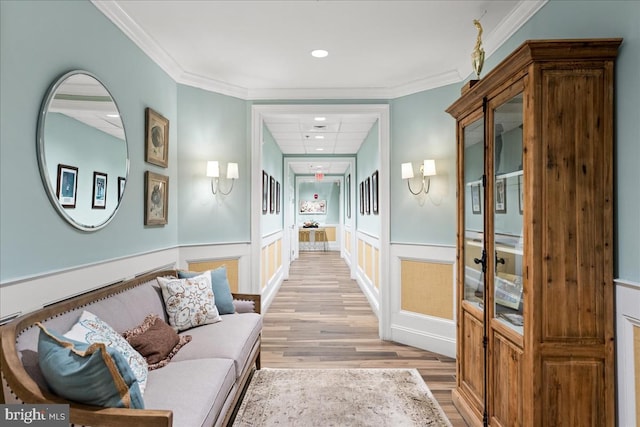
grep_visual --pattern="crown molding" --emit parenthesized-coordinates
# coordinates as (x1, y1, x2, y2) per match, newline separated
(389, 70, 464, 99)
(93, 0, 547, 101)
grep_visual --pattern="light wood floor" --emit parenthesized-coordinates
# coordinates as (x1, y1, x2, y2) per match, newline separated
(261, 251, 467, 426)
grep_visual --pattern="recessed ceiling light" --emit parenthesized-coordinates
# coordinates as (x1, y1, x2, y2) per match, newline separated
(315, 135, 324, 139)
(106, 113, 120, 118)
(314, 117, 326, 121)
(316, 148, 324, 151)
(311, 49, 328, 58)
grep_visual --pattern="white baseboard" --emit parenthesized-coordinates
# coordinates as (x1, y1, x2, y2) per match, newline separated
(391, 323, 456, 358)
(261, 268, 284, 314)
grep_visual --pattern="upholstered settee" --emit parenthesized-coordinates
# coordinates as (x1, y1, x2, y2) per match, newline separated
(0, 269, 262, 427)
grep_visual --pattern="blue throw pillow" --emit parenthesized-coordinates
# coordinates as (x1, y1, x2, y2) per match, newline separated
(37, 323, 144, 409)
(179, 266, 236, 314)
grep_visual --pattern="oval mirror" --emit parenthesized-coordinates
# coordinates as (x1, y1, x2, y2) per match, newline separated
(37, 71, 129, 231)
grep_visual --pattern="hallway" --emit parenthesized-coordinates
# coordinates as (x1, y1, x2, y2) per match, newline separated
(261, 251, 466, 426)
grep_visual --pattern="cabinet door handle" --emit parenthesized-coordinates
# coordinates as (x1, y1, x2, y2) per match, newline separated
(473, 250, 487, 273)
(496, 254, 506, 265)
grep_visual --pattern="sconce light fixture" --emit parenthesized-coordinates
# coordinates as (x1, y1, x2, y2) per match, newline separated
(401, 159, 436, 195)
(206, 161, 238, 195)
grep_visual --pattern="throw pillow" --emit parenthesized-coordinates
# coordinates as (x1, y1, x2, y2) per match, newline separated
(123, 314, 192, 370)
(157, 273, 222, 331)
(233, 299, 255, 314)
(37, 323, 144, 409)
(63, 310, 148, 394)
(178, 266, 236, 314)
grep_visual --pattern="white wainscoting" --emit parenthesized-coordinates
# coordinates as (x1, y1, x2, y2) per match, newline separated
(178, 242, 252, 291)
(0, 247, 180, 319)
(260, 231, 285, 313)
(355, 231, 380, 316)
(389, 243, 456, 358)
(615, 278, 640, 427)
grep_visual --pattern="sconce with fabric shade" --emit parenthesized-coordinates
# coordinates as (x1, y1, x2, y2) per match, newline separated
(206, 161, 238, 195)
(401, 159, 436, 195)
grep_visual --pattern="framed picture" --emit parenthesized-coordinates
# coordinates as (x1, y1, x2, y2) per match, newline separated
(275, 181, 281, 214)
(144, 171, 169, 226)
(56, 164, 78, 208)
(471, 183, 481, 215)
(92, 171, 107, 209)
(495, 177, 507, 214)
(118, 176, 126, 202)
(359, 181, 364, 214)
(365, 177, 371, 215)
(518, 174, 524, 215)
(299, 199, 326, 214)
(346, 174, 351, 219)
(269, 176, 276, 213)
(145, 107, 169, 168)
(371, 170, 379, 214)
(262, 171, 268, 214)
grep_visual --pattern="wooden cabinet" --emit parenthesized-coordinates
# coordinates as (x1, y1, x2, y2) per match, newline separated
(446, 39, 621, 427)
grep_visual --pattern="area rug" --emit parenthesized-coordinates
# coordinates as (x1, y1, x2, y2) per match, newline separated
(232, 368, 452, 426)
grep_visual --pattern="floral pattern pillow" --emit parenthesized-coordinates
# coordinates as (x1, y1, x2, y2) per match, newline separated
(63, 310, 148, 394)
(157, 273, 221, 332)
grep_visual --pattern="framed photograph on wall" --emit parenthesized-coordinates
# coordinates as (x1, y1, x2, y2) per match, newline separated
(56, 164, 78, 208)
(346, 174, 351, 219)
(118, 176, 126, 202)
(144, 171, 169, 226)
(495, 177, 507, 214)
(365, 177, 371, 215)
(471, 183, 481, 215)
(92, 171, 107, 209)
(371, 170, 379, 214)
(145, 107, 169, 168)
(275, 181, 281, 214)
(269, 175, 275, 213)
(359, 181, 364, 215)
(299, 199, 326, 214)
(262, 171, 268, 214)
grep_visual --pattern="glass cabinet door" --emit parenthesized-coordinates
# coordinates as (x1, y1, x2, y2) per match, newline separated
(463, 117, 485, 309)
(492, 93, 524, 333)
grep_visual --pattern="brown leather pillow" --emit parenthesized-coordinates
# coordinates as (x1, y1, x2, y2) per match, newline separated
(123, 314, 191, 370)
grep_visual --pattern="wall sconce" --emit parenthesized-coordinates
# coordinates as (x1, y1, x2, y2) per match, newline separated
(401, 159, 436, 195)
(206, 161, 238, 195)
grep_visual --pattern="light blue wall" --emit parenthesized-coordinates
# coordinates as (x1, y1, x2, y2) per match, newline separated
(1, 0, 637, 288)
(261, 125, 283, 235)
(0, 0, 178, 282)
(390, 84, 458, 245)
(176, 84, 249, 244)
(356, 120, 380, 236)
(297, 180, 340, 225)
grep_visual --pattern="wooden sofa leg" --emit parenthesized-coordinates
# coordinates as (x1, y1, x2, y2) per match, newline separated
(256, 353, 261, 370)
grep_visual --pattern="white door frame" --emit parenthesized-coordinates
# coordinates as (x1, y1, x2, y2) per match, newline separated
(251, 104, 390, 339)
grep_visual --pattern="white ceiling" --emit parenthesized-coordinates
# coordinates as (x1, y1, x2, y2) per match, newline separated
(92, 0, 545, 162)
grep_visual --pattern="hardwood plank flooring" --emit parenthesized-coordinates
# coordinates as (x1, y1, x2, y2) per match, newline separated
(261, 251, 467, 426)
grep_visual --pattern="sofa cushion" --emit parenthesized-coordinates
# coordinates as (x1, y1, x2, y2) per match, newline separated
(179, 267, 236, 314)
(37, 323, 144, 409)
(144, 358, 235, 427)
(157, 274, 222, 331)
(123, 314, 192, 370)
(172, 313, 261, 378)
(63, 310, 148, 394)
